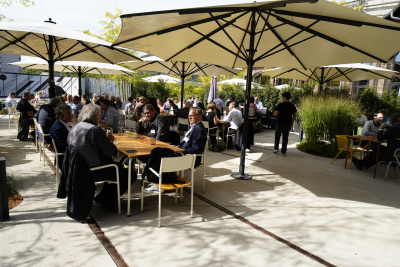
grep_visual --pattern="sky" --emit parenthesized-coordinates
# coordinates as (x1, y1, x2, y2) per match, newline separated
(2, 0, 257, 34)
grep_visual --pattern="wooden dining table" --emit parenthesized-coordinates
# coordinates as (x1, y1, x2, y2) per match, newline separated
(113, 132, 185, 216)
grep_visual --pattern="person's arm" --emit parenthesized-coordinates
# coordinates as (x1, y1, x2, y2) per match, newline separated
(361, 121, 377, 136)
(213, 113, 218, 126)
(377, 123, 390, 141)
(156, 116, 170, 141)
(136, 119, 145, 134)
(292, 112, 296, 124)
(92, 127, 117, 157)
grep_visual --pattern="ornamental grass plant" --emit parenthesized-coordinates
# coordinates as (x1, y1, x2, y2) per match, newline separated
(299, 96, 360, 146)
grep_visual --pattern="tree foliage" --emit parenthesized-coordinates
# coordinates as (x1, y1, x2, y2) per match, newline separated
(0, 0, 34, 21)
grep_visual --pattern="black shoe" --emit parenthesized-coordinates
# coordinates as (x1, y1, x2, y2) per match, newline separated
(352, 158, 363, 170)
(94, 196, 117, 211)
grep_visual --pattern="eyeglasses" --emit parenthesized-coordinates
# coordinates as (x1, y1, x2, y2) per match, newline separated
(188, 114, 200, 118)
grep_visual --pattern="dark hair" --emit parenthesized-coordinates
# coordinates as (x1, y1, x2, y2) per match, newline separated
(143, 104, 155, 112)
(282, 92, 291, 100)
(100, 99, 111, 106)
(128, 96, 134, 101)
(250, 96, 255, 103)
(390, 113, 400, 124)
(378, 109, 388, 116)
(55, 104, 71, 118)
(49, 97, 61, 108)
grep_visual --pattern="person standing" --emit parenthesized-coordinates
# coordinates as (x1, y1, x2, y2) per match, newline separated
(273, 92, 297, 156)
(16, 91, 37, 141)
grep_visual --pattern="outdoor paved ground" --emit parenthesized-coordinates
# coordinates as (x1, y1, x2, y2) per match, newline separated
(1, 114, 400, 267)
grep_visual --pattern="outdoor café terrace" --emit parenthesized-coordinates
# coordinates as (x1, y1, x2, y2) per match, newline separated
(2, 113, 400, 267)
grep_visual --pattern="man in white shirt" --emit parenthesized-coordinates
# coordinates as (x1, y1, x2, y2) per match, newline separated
(5, 92, 17, 108)
(123, 97, 134, 114)
(222, 102, 242, 148)
(255, 97, 263, 110)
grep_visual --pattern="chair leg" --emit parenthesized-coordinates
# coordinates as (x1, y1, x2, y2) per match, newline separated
(39, 143, 42, 161)
(141, 183, 144, 212)
(202, 157, 205, 193)
(175, 189, 178, 204)
(158, 186, 162, 228)
(385, 163, 391, 180)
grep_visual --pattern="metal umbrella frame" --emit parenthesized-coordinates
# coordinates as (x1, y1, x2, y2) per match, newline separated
(262, 64, 398, 92)
(0, 19, 140, 97)
(123, 55, 240, 108)
(8, 57, 135, 96)
(114, 0, 400, 179)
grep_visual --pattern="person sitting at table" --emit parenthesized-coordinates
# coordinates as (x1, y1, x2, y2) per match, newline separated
(202, 102, 218, 146)
(168, 100, 179, 115)
(99, 99, 121, 133)
(148, 98, 160, 113)
(37, 97, 62, 143)
(378, 109, 391, 126)
(50, 104, 72, 168)
(72, 95, 84, 115)
(157, 98, 167, 113)
(213, 95, 224, 107)
(255, 96, 263, 110)
(135, 96, 147, 114)
(5, 92, 17, 108)
(115, 96, 123, 109)
(17, 91, 37, 141)
(123, 97, 134, 115)
(353, 113, 400, 171)
(66, 103, 137, 210)
(136, 104, 170, 142)
(178, 107, 207, 168)
(360, 112, 384, 151)
(221, 102, 242, 148)
(178, 101, 192, 119)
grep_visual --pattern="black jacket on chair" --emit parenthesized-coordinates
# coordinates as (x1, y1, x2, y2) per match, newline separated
(57, 146, 95, 222)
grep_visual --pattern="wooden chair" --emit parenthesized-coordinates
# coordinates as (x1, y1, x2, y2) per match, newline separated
(330, 135, 364, 168)
(141, 154, 196, 227)
(8, 106, 19, 132)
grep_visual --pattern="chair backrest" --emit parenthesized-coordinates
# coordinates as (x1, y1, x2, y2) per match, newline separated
(8, 106, 17, 114)
(125, 119, 136, 130)
(178, 117, 189, 126)
(336, 135, 349, 149)
(248, 108, 255, 116)
(37, 123, 46, 142)
(119, 109, 125, 115)
(159, 154, 196, 173)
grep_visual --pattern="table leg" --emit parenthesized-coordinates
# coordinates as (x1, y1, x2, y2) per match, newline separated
(344, 137, 350, 169)
(373, 143, 380, 178)
(127, 157, 133, 216)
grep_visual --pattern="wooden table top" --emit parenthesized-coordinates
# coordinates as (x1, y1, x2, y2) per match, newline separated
(114, 132, 184, 158)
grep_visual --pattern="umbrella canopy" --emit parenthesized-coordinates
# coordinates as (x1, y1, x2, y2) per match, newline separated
(142, 74, 181, 83)
(262, 64, 398, 88)
(0, 19, 139, 97)
(208, 75, 217, 104)
(114, 0, 400, 179)
(9, 57, 134, 96)
(123, 55, 240, 107)
(274, 84, 300, 90)
(219, 78, 247, 85)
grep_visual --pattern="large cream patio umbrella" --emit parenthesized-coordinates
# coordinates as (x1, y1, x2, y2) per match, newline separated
(262, 63, 398, 92)
(0, 19, 139, 98)
(114, 0, 400, 180)
(9, 57, 135, 96)
(124, 55, 240, 108)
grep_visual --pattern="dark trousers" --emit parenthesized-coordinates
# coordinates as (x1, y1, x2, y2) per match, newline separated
(274, 123, 292, 153)
(361, 146, 393, 169)
(92, 161, 137, 202)
(17, 118, 31, 141)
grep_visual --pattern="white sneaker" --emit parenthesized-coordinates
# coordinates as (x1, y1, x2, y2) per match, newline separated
(144, 183, 164, 193)
(273, 150, 278, 154)
(282, 153, 286, 156)
(245, 148, 251, 152)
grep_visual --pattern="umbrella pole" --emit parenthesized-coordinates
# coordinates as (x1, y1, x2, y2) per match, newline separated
(318, 67, 325, 94)
(78, 66, 82, 97)
(231, 11, 256, 181)
(180, 62, 185, 109)
(48, 35, 55, 98)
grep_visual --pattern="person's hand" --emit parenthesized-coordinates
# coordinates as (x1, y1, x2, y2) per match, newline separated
(380, 123, 388, 129)
(223, 111, 227, 114)
(106, 131, 115, 143)
(139, 117, 148, 123)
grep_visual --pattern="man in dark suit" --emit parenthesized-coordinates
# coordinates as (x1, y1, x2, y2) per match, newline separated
(353, 113, 400, 170)
(50, 105, 72, 166)
(38, 97, 62, 143)
(178, 107, 207, 167)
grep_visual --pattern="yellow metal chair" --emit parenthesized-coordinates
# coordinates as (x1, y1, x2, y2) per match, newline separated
(330, 135, 365, 168)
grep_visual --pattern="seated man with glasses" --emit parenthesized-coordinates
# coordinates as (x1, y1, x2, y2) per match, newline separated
(178, 107, 207, 167)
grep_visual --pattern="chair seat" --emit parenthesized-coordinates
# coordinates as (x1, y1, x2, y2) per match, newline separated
(154, 176, 191, 191)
